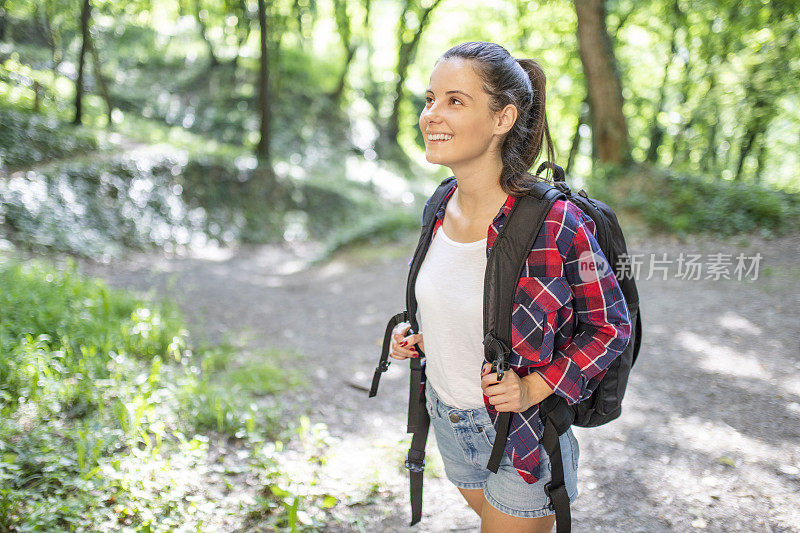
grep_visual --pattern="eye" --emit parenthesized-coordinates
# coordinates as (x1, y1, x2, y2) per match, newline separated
(450, 97, 462, 105)
(425, 96, 433, 104)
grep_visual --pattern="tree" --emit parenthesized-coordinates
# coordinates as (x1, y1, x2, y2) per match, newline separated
(645, 0, 682, 163)
(73, 0, 91, 125)
(574, 0, 630, 165)
(381, 0, 443, 151)
(193, 0, 220, 67)
(256, 0, 271, 162)
(331, 0, 357, 102)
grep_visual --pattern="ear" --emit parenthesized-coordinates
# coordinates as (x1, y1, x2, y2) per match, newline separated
(494, 104, 518, 136)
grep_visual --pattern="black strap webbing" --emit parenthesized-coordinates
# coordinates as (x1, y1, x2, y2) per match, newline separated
(407, 339, 425, 433)
(542, 417, 572, 533)
(406, 378, 429, 526)
(369, 311, 407, 398)
(486, 411, 511, 472)
(484, 180, 565, 473)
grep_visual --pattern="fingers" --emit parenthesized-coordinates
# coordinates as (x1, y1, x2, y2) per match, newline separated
(391, 340, 415, 360)
(481, 364, 517, 396)
(389, 324, 420, 360)
(392, 322, 412, 341)
(481, 368, 524, 412)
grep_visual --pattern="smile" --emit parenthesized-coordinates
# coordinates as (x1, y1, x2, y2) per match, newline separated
(427, 133, 454, 142)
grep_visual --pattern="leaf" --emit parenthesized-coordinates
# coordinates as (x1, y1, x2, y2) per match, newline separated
(717, 456, 736, 467)
(321, 495, 338, 509)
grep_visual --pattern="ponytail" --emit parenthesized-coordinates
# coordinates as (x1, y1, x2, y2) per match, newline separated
(515, 58, 556, 187)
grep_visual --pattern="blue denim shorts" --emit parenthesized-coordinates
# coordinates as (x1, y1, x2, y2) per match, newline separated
(425, 379, 580, 518)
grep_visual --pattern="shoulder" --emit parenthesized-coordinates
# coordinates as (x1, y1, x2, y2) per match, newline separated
(421, 179, 457, 222)
(541, 198, 596, 246)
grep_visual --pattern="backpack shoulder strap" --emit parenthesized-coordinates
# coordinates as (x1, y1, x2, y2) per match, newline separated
(483, 180, 564, 359)
(421, 176, 457, 227)
(403, 175, 456, 527)
(484, 180, 566, 474)
(407, 176, 457, 333)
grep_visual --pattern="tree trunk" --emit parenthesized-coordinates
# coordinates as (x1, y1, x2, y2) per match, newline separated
(332, 0, 356, 102)
(566, 96, 589, 176)
(384, 0, 443, 146)
(42, 0, 62, 103)
(735, 98, 774, 182)
(73, 0, 91, 125)
(194, 0, 220, 67)
(734, 126, 757, 181)
(753, 135, 767, 184)
(293, 0, 306, 49)
(333, 45, 357, 102)
(0, 1, 6, 41)
(701, 107, 719, 174)
(88, 35, 113, 125)
(574, 0, 630, 165)
(362, 0, 382, 124)
(647, 0, 680, 163)
(256, 0, 271, 162)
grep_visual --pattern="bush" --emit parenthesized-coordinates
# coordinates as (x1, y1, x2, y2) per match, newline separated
(0, 258, 186, 413)
(589, 163, 800, 238)
(0, 257, 316, 530)
(0, 147, 366, 259)
(0, 108, 99, 169)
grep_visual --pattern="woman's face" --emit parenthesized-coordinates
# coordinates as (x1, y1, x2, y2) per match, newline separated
(419, 58, 513, 170)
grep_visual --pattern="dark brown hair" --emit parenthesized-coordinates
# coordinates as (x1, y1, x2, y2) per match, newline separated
(437, 41, 556, 195)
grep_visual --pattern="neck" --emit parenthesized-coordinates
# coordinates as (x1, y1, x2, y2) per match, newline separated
(451, 162, 508, 221)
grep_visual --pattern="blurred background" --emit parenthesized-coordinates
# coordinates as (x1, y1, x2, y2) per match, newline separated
(0, 0, 798, 531)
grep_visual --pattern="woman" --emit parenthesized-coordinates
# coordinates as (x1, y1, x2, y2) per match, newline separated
(388, 42, 631, 532)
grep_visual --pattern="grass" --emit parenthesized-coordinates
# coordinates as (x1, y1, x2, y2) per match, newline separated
(0, 255, 337, 531)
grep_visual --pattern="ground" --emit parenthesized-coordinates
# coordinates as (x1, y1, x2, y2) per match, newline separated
(75, 229, 800, 533)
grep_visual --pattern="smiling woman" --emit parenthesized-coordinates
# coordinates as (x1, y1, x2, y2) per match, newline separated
(383, 41, 631, 533)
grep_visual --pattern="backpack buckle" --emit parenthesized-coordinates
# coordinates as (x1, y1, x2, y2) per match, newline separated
(405, 450, 425, 473)
(554, 181, 571, 195)
(491, 354, 510, 381)
(483, 333, 511, 380)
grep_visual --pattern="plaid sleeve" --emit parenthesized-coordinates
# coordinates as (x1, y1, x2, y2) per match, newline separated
(534, 202, 631, 405)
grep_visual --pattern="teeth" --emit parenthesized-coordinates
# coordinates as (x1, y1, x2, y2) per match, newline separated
(427, 134, 453, 141)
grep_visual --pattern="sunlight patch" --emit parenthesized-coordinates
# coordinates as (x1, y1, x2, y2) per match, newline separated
(676, 331, 769, 379)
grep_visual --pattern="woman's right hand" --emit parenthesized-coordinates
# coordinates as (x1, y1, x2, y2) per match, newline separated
(390, 321, 425, 360)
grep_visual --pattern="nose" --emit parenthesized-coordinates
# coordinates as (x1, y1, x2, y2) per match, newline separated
(421, 101, 442, 127)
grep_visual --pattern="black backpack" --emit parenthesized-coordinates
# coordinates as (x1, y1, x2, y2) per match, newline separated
(369, 162, 642, 532)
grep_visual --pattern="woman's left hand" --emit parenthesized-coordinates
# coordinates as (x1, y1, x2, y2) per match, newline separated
(480, 362, 555, 412)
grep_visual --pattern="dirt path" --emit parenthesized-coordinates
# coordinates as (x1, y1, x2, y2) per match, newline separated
(76, 230, 800, 533)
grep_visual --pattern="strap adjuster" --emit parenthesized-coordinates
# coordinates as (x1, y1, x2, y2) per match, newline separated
(405, 450, 425, 473)
(543, 481, 568, 511)
(376, 359, 391, 373)
(483, 333, 511, 380)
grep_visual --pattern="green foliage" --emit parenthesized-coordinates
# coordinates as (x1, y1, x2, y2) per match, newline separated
(318, 208, 421, 262)
(0, 140, 368, 259)
(0, 108, 99, 169)
(589, 163, 800, 238)
(0, 257, 331, 530)
(245, 418, 340, 532)
(0, 258, 185, 411)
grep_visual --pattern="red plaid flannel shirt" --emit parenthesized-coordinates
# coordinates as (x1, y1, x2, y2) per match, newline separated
(417, 183, 631, 483)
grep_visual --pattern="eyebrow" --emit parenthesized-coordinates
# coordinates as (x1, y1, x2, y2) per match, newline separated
(425, 89, 474, 101)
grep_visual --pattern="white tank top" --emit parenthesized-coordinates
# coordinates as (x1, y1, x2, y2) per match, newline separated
(415, 224, 487, 409)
